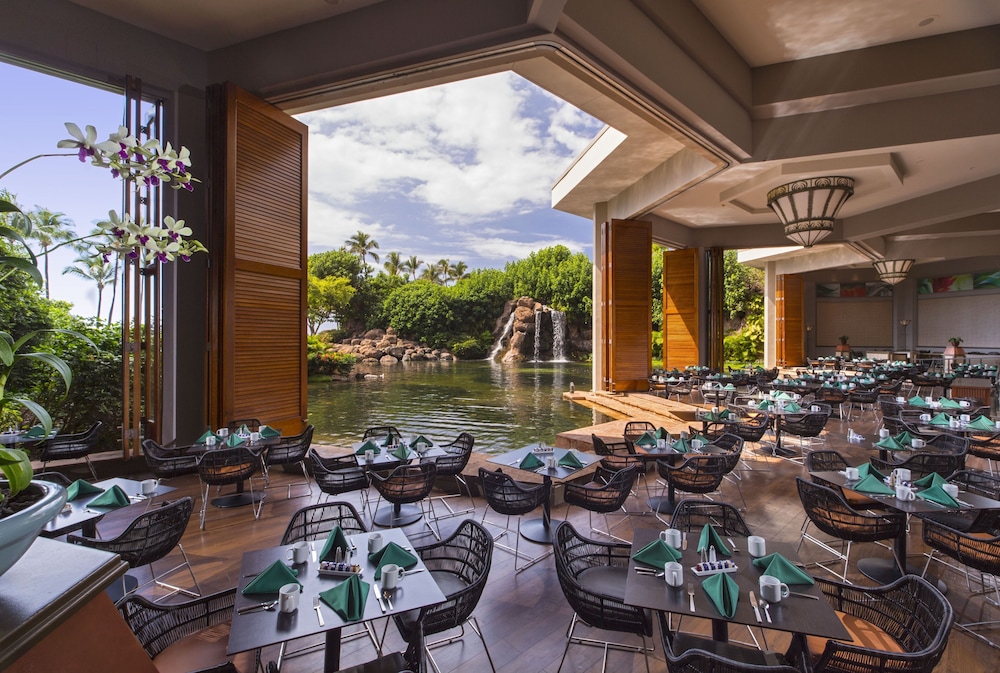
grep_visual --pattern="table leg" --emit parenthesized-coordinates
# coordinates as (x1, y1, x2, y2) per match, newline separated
(711, 619, 728, 642)
(211, 479, 266, 508)
(647, 482, 677, 516)
(857, 532, 948, 593)
(324, 627, 342, 673)
(519, 476, 561, 544)
(373, 502, 423, 527)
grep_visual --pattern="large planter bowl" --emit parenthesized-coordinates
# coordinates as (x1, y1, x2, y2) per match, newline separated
(0, 480, 67, 578)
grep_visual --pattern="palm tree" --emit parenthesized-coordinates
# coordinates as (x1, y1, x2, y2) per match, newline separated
(26, 208, 74, 298)
(403, 255, 423, 281)
(434, 259, 450, 285)
(63, 254, 115, 321)
(419, 265, 442, 284)
(345, 231, 379, 274)
(383, 251, 404, 277)
(448, 260, 469, 284)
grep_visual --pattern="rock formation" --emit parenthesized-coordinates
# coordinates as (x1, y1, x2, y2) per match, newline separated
(330, 327, 454, 365)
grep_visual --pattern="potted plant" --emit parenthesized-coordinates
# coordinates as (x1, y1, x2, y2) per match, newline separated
(835, 335, 851, 355)
(945, 337, 965, 357)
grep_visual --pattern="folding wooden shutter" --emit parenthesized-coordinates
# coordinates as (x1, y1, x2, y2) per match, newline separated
(776, 273, 804, 367)
(207, 82, 308, 434)
(601, 219, 651, 391)
(663, 248, 699, 369)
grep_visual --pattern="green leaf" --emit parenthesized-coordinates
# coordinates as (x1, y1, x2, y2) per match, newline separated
(0, 448, 32, 496)
(0, 255, 43, 285)
(0, 200, 22, 213)
(18, 352, 74, 395)
(11, 397, 52, 436)
(0, 333, 12, 367)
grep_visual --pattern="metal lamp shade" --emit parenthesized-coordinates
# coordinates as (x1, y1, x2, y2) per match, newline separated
(873, 258, 914, 285)
(767, 177, 855, 247)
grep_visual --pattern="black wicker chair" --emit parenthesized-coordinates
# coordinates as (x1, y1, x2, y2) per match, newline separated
(665, 379, 694, 402)
(847, 387, 879, 421)
(310, 449, 371, 515)
(142, 438, 200, 479)
(363, 425, 403, 444)
(804, 450, 887, 512)
(226, 418, 261, 433)
(788, 575, 953, 673)
(624, 421, 657, 444)
(33, 470, 72, 487)
(654, 454, 728, 522)
(563, 464, 638, 542)
(733, 411, 771, 461)
(659, 611, 802, 673)
(69, 496, 201, 602)
(593, 433, 650, 511)
(816, 387, 849, 420)
(116, 587, 249, 673)
(795, 477, 906, 582)
(427, 431, 476, 520)
(553, 521, 653, 673)
(775, 407, 830, 462)
(263, 424, 314, 499)
(392, 520, 495, 673)
(196, 447, 263, 529)
(370, 462, 439, 539)
(281, 500, 368, 544)
(669, 499, 752, 538)
(478, 467, 552, 573)
(37, 421, 102, 480)
(870, 443, 967, 481)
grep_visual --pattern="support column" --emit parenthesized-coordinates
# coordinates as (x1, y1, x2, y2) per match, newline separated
(592, 202, 608, 392)
(764, 262, 777, 369)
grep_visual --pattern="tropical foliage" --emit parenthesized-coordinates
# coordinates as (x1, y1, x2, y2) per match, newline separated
(307, 335, 357, 376)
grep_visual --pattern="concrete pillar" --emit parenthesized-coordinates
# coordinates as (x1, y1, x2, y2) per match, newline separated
(592, 202, 609, 392)
(764, 261, 777, 368)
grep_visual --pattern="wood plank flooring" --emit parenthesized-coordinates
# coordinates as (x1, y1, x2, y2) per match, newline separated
(60, 404, 1000, 673)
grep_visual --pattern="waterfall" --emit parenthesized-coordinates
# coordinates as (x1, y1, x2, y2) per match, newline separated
(533, 310, 542, 362)
(551, 309, 568, 362)
(487, 311, 517, 361)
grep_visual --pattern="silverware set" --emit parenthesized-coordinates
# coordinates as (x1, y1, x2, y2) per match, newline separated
(238, 601, 277, 615)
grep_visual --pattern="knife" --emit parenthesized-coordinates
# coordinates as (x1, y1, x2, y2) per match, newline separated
(373, 582, 386, 613)
(749, 590, 762, 623)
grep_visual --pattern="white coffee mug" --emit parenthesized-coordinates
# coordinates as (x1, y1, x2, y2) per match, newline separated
(657, 438, 666, 449)
(895, 485, 916, 501)
(279, 583, 300, 613)
(664, 561, 684, 587)
(920, 414, 931, 422)
(911, 438, 926, 449)
(140, 478, 160, 496)
(896, 396, 905, 403)
(546, 455, 558, 470)
(381, 563, 403, 590)
(811, 405, 820, 412)
(894, 468, 911, 483)
(943, 483, 960, 498)
(759, 575, 789, 603)
(879, 428, 890, 439)
(217, 427, 229, 437)
(368, 532, 383, 554)
(845, 467, 860, 480)
(286, 541, 309, 564)
(691, 439, 704, 451)
(960, 414, 971, 423)
(747, 535, 766, 557)
(250, 431, 261, 442)
(659, 528, 682, 549)
(960, 400, 971, 408)
(205, 435, 217, 446)
(365, 449, 375, 463)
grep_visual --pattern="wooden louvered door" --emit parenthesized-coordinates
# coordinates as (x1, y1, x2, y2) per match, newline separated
(601, 219, 651, 391)
(776, 273, 804, 367)
(207, 83, 308, 435)
(663, 248, 699, 369)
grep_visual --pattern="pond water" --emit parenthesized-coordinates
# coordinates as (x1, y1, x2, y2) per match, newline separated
(307, 360, 608, 454)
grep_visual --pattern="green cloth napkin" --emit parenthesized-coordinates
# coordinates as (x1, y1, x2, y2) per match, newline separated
(632, 538, 681, 567)
(655, 427, 670, 440)
(66, 479, 103, 501)
(558, 451, 584, 469)
(242, 560, 301, 594)
(519, 453, 544, 470)
(917, 484, 961, 508)
(236, 423, 250, 435)
(908, 396, 927, 407)
(874, 436, 906, 451)
(752, 553, 815, 585)
(913, 473, 947, 489)
(857, 463, 886, 481)
(757, 400, 774, 411)
(320, 573, 369, 621)
(384, 433, 395, 447)
(225, 434, 245, 447)
(634, 431, 657, 447)
(196, 430, 219, 444)
(356, 440, 380, 455)
(783, 402, 802, 413)
(412, 434, 432, 447)
(24, 425, 45, 438)
(774, 392, 792, 400)
(893, 431, 916, 447)
(88, 484, 131, 508)
(702, 572, 739, 618)
(929, 412, 951, 426)
(968, 415, 996, 431)
(697, 524, 732, 557)
(319, 526, 351, 562)
(368, 541, 418, 579)
(853, 474, 894, 495)
(670, 438, 690, 453)
(390, 445, 411, 460)
(939, 398, 961, 409)
(259, 425, 280, 438)
(724, 384, 736, 391)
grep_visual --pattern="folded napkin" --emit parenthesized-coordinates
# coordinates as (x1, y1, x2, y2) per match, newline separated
(66, 479, 103, 501)
(783, 402, 802, 413)
(320, 573, 369, 621)
(558, 451, 584, 469)
(874, 436, 906, 451)
(774, 392, 793, 400)
(24, 425, 45, 438)
(670, 438, 690, 453)
(908, 396, 927, 407)
(412, 434, 432, 447)
(384, 433, 395, 447)
(196, 430, 219, 444)
(225, 434, 245, 447)
(939, 398, 961, 409)
(259, 425, 280, 438)
(88, 484, 131, 508)
(356, 440, 380, 455)
(857, 463, 886, 481)
(390, 445, 411, 460)
(853, 474, 894, 495)
(752, 553, 815, 585)
(704, 410, 731, 422)
(724, 383, 736, 390)
(368, 541, 419, 579)
(757, 400, 774, 411)
(968, 415, 996, 431)
(929, 412, 951, 426)
(702, 572, 739, 618)
(917, 484, 961, 508)
(697, 524, 732, 557)
(655, 427, 670, 440)
(893, 431, 916, 447)
(519, 452, 544, 470)
(242, 560, 301, 594)
(913, 473, 947, 489)
(634, 431, 657, 447)
(237, 423, 250, 435)
(319, 526, 351, 562)
(632, 538, 682, 567)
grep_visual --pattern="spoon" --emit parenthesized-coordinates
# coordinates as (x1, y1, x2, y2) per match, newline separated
(759, 597, 772, 623)
(687, 582, 696, 612)
(383, 589, 394, 610)
(238, 600, 277, 615)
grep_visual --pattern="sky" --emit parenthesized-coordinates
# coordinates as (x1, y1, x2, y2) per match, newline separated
(2, 62, 604, 319)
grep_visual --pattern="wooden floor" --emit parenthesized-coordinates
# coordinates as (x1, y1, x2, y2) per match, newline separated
(68, 404, 1000, 673)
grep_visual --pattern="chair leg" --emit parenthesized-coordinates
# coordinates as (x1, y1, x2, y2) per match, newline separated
(200, 482, 210, 530)
(430, 474, 476, 520)
(558, 612, 653, 673)
(249, 477, 264, 520)
(84, 455, 98, 481)
(146, 543, 203, 602)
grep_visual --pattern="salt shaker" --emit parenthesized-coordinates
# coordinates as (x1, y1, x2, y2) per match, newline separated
(708, 546, 717, 563)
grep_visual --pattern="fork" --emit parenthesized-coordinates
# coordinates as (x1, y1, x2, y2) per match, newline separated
(313, 596, 324, 626)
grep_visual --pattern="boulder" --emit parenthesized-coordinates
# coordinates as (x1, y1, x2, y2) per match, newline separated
(379, 355, 399, 365)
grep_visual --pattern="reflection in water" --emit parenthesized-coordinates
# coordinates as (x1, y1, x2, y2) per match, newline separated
(308, 361, 605, 454)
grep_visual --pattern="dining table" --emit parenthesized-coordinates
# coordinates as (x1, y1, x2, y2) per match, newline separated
(41, 476, 176, 539)
(486, 444, 602, 544)
(624, 528, 850, 645)
(227, 528, 445, 673)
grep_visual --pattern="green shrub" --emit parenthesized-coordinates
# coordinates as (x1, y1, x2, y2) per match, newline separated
(308, 349, 356, 377)
(451, 332, 493, 360)
(723, 314, 764, 366)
